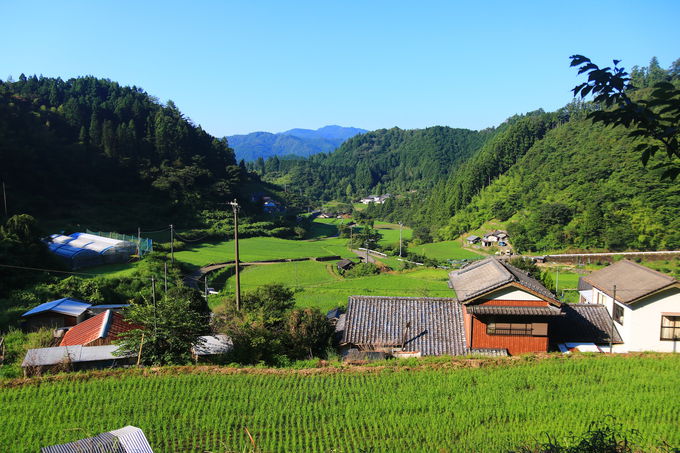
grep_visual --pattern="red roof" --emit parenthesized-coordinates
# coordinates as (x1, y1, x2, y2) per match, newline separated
(60, 310, 138, 347)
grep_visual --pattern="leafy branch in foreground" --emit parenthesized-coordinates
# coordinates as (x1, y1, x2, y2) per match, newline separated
(570, 54, 680, 180)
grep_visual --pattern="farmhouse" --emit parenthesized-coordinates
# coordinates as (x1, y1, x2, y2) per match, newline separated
(449, 258, 563, 355)
(339, 258, 623, 357)
(59, 309, 137, 347)
(21, 298, 91, 330)
(578, 260, 680, 353)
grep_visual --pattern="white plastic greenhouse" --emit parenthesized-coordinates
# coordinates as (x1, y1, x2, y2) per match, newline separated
(46, 233, 137, 269)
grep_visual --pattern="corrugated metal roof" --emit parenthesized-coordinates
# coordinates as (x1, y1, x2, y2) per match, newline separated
(582, 260, 678, 304)
(466, 305, 563, 316)
(448, 258, 557, 304)
(551, 304, 623, 344)
(41, 425, 153, 453)
(59, 310, 137, 347)
(341, 296, 467, 356)
(22, 298, 91, 318)
(22, 345, 130, 367)
(192, 335, 233, 356)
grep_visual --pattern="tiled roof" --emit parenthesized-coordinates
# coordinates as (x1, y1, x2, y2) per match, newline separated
(448, 258, 557, 304)
(582, 260, 677, 304)
(22, 298, 91, 318)
(60, 310, 137, 346)
(467, 305, 563, 316)
(341, 296, 467, 356)
(551, 304, 623, 344)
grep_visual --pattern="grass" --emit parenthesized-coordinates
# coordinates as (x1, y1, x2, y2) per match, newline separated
(375, 221, 412, 246)
(213, 261, 452, 312)
(410, 240, 485, 260)
(173, 236, 353, 268)
(1, 355, 678, 452)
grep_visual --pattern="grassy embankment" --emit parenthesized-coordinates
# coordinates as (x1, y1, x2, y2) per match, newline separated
(1, 354, 677, 452)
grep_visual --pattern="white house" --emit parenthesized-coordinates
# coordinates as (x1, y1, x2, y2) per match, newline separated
(579, 260, 680, 353)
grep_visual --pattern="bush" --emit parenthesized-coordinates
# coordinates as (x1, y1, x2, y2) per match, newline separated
(344, 263, 380, 278)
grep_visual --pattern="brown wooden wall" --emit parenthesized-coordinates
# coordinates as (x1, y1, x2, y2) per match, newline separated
(469, 315, 548, 355)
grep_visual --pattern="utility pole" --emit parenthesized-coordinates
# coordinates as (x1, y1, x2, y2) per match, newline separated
(2, 181, 7, 218)
(170, 224, 174, 265)
(204, 276, 208, 299)
(229, 199, 241, 310)
(610, 285, 617, 353)
(164, 262, 168, 293)
(399, 222, 403, 258)
(151, 276, 157, 338)
(555, 269, 559, 298)
(365, 241, 369, 263)
(137, 227, 141, 257)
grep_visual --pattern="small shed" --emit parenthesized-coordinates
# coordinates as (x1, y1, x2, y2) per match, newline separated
(22, 298, 92, 331)
(466, 235, 480, 244)
(192, 335, 233, 359)
(337, 259, 355, 272)
(41, 425, 153, 453)
(22, 345, 133, 376)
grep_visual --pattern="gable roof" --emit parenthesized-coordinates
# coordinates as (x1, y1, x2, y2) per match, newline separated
(448, 258, 557, 304)
(60, 310, 137, 346)
(582, 260, 678, 304)
(340, 296, 467, 356)
(551, 304, 623, 344)
(22, 298, 91, 318)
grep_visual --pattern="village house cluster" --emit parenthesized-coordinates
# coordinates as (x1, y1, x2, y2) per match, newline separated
(17, 258, 680, 375)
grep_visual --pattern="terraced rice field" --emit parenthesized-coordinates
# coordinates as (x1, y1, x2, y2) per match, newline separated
(215, 261, 451, 312)
(1, 355, 678, 452)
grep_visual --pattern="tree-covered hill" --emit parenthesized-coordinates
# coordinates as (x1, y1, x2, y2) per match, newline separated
(259, 125, 496, 201)
(0, 75, 257, 230)
(438, 117, 680, 251)
(229, 125, 366, 161)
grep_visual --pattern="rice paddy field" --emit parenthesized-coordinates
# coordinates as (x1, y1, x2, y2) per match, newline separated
(409, 240, 485, 260)
(213, 261, 452, 312)
(1, 354, 678, 452)
(174, 236, 354, 267)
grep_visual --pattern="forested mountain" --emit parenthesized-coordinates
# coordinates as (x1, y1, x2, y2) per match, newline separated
(0, 75, 259, 230)
(229, 125, 366, 161)
(258, 126, 496, 200)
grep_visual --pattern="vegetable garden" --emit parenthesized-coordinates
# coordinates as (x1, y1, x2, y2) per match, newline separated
(1, 355, 678, 452)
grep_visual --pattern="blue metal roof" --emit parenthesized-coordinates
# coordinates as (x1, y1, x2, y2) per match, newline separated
(22, 298, 91, 318)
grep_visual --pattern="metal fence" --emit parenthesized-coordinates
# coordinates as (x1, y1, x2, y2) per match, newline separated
(86, 229, 153, 256)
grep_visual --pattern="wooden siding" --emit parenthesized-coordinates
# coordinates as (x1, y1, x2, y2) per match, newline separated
(470, 315, 548, 354)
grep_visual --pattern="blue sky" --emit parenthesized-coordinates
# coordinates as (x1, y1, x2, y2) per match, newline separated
(2, 1, 679, 137)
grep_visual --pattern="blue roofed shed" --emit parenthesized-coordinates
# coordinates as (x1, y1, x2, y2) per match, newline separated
(22, 298, 91, 330)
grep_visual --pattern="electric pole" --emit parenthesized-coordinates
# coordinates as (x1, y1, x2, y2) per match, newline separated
(229, 199, 241, 310)
(399, 222, 403, 258)
(170, 224, 174, 265)
(610, 285, 617, 353)
(137, 227, 141, 257)
(2, 181, 7, 218)
(151, 276, 157, 339)
(164, 262, 168, 293)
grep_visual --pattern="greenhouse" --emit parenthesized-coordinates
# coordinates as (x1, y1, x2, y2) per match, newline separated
(45, 233, 137, 269)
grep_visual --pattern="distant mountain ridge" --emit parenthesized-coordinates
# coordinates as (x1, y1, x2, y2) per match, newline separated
(229, 125, 367, 161)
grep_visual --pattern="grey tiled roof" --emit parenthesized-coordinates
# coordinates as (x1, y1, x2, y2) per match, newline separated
(467, 305, 563, 316)
(449, 258, 557, 303)
(551, 304, 623, 344)
(582, 260, 677, 304)
(341, 296, 467, 356)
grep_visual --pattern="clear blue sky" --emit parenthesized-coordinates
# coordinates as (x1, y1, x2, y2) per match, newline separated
(2, 1, 679, 137)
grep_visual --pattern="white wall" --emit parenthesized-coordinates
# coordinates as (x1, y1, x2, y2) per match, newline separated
(597, 287, 680, 353)
(485, 287, 542, 301)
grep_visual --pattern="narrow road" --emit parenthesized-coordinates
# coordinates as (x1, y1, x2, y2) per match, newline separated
(351, 249, 377, 264)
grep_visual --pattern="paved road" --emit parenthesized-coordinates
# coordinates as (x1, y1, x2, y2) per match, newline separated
(351, 249, 377, 264)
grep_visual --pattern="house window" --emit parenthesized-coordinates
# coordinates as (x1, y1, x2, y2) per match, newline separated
(660, 315, 680, 341)
(487, 322, 533, 336)
(613, 304, 624, 325)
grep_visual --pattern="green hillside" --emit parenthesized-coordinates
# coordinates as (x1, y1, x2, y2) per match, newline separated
(439, 117, 680, 251)
(0, 76, 260, 231)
